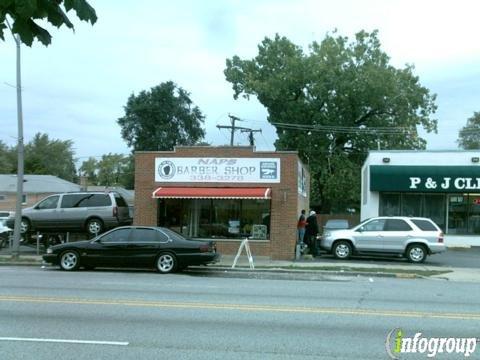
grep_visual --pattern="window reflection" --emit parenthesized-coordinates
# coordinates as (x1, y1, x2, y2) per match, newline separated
(380, 193, 446, 232)
(158, 198, 271, 239)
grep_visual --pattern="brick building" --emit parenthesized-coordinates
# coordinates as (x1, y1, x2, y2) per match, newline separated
(134, 146, 310, 260)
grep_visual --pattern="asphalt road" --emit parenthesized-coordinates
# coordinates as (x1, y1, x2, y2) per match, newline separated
(1, 266, 479, 359)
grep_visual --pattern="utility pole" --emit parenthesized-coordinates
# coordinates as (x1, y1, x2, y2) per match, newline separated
(6, 20, 24, 259)
(241, 128, 262, 146)
(217, 114, 262, 146)
(216, 114, 244, 146)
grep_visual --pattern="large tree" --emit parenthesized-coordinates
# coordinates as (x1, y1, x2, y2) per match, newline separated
(225, 30, 437, 212)
(10, 133, 77, 181)
(118, 81, 206, 152)
(97, 153, 128, 187)
(0, 140, 15, 173)
(79, 156, 98, 185)
(0, 0, 97, 46)
(457, 112, 480, 150)
(79, 154, 134, 189)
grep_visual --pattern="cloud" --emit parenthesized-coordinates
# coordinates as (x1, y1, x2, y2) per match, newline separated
(1, 0, 479, 160)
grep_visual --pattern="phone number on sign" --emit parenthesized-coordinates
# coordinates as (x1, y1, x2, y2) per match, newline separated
(190, 175, 245, 182)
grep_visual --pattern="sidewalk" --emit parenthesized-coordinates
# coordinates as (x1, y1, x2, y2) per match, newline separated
(1, 253, 480, 283)
(215, 255, 480, 282)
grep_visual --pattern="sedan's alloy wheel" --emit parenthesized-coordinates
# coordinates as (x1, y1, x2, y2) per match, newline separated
(157, 253, 176, 273)
(60, 251, 79, 271)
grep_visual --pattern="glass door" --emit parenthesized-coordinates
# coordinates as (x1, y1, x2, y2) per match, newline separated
(448, 195, 467, 234)
(468, 195, 480, 234)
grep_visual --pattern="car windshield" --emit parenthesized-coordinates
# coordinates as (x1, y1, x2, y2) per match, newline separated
(355, 218, 372, 229)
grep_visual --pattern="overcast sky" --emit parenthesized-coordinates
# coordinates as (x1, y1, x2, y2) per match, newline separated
(1, 0, 479, 164)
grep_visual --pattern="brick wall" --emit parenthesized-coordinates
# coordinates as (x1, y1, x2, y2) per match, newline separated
(134, 146, 310, 260)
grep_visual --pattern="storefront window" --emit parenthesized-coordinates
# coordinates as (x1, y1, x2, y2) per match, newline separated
(379, 193, 446, 232)
(379, 193, 400, 216)
(158, 198, 271, 239)
(402, 194, 422, 217)
(423, 194, 446, 231)
(446, 194, 480, 235)
(469, 195, 480, 234)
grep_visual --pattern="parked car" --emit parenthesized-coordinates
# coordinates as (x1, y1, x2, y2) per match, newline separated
(0, 218, 12, 249)
(0, 211, 14, 220)
(323, 219, 350, 232)
(7, 192, 132, 236)
(320, 216, 445, 263)
(42, 226, 219, 273)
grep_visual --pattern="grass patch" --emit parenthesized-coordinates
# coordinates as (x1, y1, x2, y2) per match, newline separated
(241, 265, 452, 277)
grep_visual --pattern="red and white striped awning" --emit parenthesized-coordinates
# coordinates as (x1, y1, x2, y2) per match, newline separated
(152, 187, 271, 199)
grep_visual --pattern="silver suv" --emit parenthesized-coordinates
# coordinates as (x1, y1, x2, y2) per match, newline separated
(320, 216, 445, 263)
(7, 192, 132, 236)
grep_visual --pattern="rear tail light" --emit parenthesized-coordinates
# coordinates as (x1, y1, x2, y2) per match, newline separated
(200, 243, 215, 253)
(438, 232, 444, 243)
(199, 244, 210, 253)
(113, 206, 118, 217)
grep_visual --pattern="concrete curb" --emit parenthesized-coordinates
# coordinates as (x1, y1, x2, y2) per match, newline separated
(189, 266, 422, 279)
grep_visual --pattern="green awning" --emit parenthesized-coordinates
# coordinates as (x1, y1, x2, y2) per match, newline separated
(370, 166, 480, 193)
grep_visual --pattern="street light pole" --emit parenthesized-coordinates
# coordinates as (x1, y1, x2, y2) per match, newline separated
(10, 30, 25, 259)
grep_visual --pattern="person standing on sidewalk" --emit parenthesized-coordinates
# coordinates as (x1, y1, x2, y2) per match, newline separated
(297, 209, 307, 246)
(305, 210, 320, 257)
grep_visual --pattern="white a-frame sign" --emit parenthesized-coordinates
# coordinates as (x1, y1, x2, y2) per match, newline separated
(232, 238, 255, 269)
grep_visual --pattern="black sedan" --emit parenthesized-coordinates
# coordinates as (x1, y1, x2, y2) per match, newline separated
(42, 226, 219, 273)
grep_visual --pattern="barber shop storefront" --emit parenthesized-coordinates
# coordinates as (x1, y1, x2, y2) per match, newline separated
(134, 146, 309, 260)
(362, 151, 480, 241)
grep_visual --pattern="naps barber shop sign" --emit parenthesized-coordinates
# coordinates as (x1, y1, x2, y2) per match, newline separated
(155, 158, 281, 183)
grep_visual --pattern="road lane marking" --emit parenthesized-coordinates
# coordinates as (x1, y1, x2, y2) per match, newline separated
(0, 337, 129, 346)
(1, 295, 480, 321)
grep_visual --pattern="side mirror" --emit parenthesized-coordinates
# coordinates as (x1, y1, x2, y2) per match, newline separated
(357, 226, 364, 233)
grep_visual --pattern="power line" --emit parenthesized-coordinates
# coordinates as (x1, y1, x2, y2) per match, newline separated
(237, 116, 416, 135)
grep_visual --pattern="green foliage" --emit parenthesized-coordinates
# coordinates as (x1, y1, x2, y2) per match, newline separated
(0, 0, 97, 46)
(79, 156, 98, 184)
(24, 133, 77, 181)
(4, 133, 77, 181)
(0, 140, 16, 173)
(118, 81, 206, 152)
(457, 112, 480, 150)
(97, 153, 128, 187)
(79, 153, 134, 189)
(225, 30, 437, 212)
